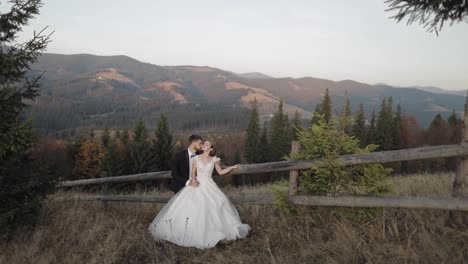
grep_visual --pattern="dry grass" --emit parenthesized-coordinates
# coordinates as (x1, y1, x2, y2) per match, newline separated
(1, 172, 468, 264)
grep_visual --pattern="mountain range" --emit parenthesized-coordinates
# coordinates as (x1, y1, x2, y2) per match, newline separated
(26, 53, 466, 134)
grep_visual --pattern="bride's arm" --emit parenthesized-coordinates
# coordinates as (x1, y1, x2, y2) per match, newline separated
(214, 161, 239, 176)
(189, 160, 199, 187)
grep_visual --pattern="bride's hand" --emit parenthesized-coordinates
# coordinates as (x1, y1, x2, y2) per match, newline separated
(189, 178, 199, 187)
(231, 164, 240, 170)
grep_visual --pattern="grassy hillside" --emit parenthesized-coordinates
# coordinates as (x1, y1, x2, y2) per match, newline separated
(1, 172, 467, 263)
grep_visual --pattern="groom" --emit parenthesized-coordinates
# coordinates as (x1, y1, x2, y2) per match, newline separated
(169, 134, 203, 193)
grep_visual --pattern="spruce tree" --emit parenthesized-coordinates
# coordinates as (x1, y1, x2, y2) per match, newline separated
(151, 113, 173, 171)
(269, 100, 290, 161)
(101, 128, 120, 176)
(234, 149, 241, 164)
(103, 137, 120, 176)
(0, 0, 55, 236)
(102, 127, 110, 148)
(130, 117, 151, 173)
(322, 88, 332, 124)
(392, 103, 403, 150)
(386, 0, 468, 35)
(448, 110, 462, 144)
(340, 91, 352, 134)
(244, 99, 261, 163)
(258, 123, 269, 162)
(352, 103, 366, 146)
(311, 103, 323, 126)
(375, 98, 393, 150)
(291, 110, 303, 140)
(367, 109, 377, 144)
(429, 114, 445, 129)
(291, 115, 390, 196)
(448, 110, 459, 125)
(118, 128, 131, 174)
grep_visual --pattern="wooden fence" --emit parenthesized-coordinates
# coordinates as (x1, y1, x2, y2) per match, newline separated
(56, 94, 468, 217)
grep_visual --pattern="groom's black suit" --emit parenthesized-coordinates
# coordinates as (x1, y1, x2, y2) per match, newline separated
(169, 150, 190, 193)
(169, 149, 201, 193)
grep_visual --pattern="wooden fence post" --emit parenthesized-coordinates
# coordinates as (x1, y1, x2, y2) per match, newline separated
(289, 141, 301, 195)
(449, 91, 468, 228)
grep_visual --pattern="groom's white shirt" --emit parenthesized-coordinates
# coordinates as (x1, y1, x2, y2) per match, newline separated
(185, 148, 195, 186)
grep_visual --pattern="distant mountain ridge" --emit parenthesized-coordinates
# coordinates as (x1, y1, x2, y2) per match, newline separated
(236, 72, 273, 79)
(27, 53, 465, 132)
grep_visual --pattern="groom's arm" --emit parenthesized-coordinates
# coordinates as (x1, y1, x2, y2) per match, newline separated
(170, 153, 181, 179)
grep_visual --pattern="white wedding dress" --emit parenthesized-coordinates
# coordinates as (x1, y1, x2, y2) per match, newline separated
(148, 156, 251, 249)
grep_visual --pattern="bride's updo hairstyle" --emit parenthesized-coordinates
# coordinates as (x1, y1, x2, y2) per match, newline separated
(208, 142, 216, 157)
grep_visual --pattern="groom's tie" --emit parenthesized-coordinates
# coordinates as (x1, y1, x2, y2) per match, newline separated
(190, 154, 196, 158)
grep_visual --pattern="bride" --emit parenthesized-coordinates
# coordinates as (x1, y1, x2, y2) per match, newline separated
(148, 141, 251, 249)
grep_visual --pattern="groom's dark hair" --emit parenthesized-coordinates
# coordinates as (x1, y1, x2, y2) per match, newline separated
(189, 134, 203, 143)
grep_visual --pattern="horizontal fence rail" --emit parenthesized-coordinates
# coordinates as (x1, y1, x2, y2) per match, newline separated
(58, 143, 468, 188)
(53, 194, 468, 211)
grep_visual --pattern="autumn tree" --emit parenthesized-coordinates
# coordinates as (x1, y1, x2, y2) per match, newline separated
(72, 136, 106, 179)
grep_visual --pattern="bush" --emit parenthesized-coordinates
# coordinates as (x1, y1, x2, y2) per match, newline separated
(290, 114, 391, 196)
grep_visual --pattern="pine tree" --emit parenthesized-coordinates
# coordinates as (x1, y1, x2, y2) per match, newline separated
(375, 98, 393, 150)
(386, 0, 468, 35)
(352, 103, 366, 146)
(118, 128, 131, 174)
(103, 136, 120, 176)
(291, 114, 390, 196)
(151, 113, 173, 171)
(392, 103, 403, 150)
(322, 88, 332, 124)
(448, 110, 459, 126)
(291, 110, 303, 140)
(130, 117, 152, 173)
(340, 91, 352, 134)
(428, 114, 449, 146)
(121, 128, 130, 146)
(244, 99, 261, 163)
(0, 0, 55, 236)
(102, 127, 110, 148)
(311, 103, 323, 126)
(367, 109, 377, 143)
(429, 114, 446, 129)
(269, 100, 291, 161)
(101, 127, 120, 176)
(258, 123, 270, 162)
(234, 149, 241, 164)
(448, 110, 462, 144)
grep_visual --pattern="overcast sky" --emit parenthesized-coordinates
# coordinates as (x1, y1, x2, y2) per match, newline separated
(7, 0, 468, 90)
